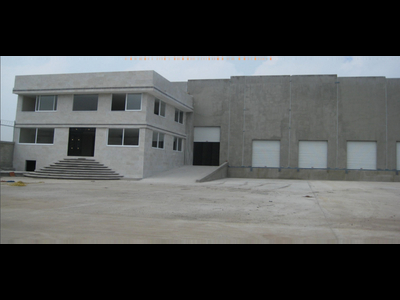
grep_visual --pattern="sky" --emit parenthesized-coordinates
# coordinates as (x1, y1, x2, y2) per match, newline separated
(1, 55, 400, 141)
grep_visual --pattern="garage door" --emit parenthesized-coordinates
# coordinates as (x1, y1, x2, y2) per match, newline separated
(397, 142, 400, 170)
(252, 140, 280, 167)
(347, 141, 377, 170)
(194, 127, 220, 142)
(298, 141, 328, 168)
(193, 127, 220, 166)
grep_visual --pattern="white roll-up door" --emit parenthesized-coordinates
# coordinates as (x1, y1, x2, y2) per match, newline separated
(194, 127, 220, 142)
(252, 140, 280, 167)
(396, 142, 400, 170)
(347, 141, 377, 170)
(298, 141, 328, 168)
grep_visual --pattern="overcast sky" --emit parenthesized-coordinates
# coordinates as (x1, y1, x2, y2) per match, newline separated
(2, 56, 400, 141)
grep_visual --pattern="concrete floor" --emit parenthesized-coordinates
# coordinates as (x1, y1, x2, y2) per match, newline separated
(1, 173, 400, 243)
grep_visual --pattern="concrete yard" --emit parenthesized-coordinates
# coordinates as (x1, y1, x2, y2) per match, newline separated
(1, 174, 400, 243)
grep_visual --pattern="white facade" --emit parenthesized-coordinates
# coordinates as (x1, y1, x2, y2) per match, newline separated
(12, 71, 193, 179)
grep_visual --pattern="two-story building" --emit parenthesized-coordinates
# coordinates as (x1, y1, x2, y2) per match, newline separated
(12, 71, 193, 179)
(12, 70, 400, 181)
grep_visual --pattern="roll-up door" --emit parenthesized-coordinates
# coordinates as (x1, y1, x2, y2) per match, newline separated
(252, 140, 280, 167)
(298, 141, 328, 168)
(347, 141, 377, 170)
(193, 127, 220, 166)
(396, 142, 400, 170)
(194, 127, 220, 142)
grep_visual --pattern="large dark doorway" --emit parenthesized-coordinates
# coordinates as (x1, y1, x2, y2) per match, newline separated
(68, 128, 96, 157)
(193, 142, 220, 166)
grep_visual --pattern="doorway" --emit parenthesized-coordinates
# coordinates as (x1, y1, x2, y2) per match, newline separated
(25, 160, 36, 171)
(68, 128, 96, 157)
(193, 142, 220, 166)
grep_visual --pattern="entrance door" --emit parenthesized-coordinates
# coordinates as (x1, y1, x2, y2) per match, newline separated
(68, 128, 96, 157)
(193, 127, 220, 166)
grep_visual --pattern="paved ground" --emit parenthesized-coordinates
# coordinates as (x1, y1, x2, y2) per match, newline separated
(1, 172, 400, 243)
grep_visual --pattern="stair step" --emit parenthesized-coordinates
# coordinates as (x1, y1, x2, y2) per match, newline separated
(46, 165, 109, 169)
(24, 158, 123, 180)
(24, 173, 122, 180)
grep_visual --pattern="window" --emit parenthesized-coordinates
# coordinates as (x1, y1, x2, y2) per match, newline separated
(152, 131, 164, 149)
(36, 128, 55, 144)
(108, 128, 139, 146)
(126, 94, 142, 110)
(174, 109, 184, 124)
(73, 94, 98, 111)
(19, 128, 54, 144)
(112, 93, 141, 111)
(21, 95, 57, 111)
(36, 95, 57, 111)
(154, 98, 166, 117)
(173, 137, 183, 151)
(22, 95, 36, 111)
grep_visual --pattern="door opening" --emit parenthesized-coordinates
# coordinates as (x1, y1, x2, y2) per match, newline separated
(26, 160, 36, 171)
(193, 142, 220, 166)
(68, 128, 96, 157)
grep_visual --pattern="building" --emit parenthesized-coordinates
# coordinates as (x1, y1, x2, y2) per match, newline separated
(12, 71, 400, 181)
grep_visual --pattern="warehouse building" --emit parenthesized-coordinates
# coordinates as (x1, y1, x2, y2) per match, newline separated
(12, 71, 400, 181)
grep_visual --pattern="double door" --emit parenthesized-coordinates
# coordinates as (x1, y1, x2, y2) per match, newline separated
(68, 128, 96, 157)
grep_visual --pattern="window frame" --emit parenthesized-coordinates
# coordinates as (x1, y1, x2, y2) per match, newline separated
(173, 137, 183, 152)
(174, 108, 184, 124)
(111, 93, 142, 111)
(107, 128, 140, 147)
(152, 131, 165, 149)
(35, 95, 57, 112)
(73, 94, 98, 111)
(154, 98, 166, 117)
(19, 128, 55, 145)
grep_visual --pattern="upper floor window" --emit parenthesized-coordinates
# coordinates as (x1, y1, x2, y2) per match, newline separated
(174, 109, 184, 124)
(22, 95, 57, 111)
(36, 95, 57, 111)
(73, 94, 98, 111)
(154, 98, 166, 117)
(112, 93, 142, 111)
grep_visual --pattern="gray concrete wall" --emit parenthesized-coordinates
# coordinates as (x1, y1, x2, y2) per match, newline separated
(290, 75, 337, 168)
(387, 78, 400, 170)
(189, 74, 400, 181)
(196, 162, 228, 182)
(338, 77, 387, 169)
(0, 141, 15, 170)
(228, 167, 400, 182)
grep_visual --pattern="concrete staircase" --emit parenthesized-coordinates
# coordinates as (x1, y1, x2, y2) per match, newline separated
(24, 158, 123, 180)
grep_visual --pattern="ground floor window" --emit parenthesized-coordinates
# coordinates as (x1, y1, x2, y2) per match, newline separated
(19, 128, 54, 144)
(108, 128, 139, 146)
(152, 131, 164, 149)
